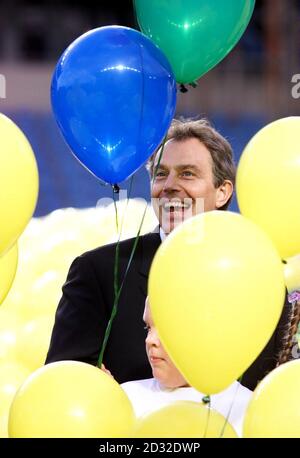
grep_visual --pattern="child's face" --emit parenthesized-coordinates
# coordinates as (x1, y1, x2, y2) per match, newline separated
(143, 298, 188, 389)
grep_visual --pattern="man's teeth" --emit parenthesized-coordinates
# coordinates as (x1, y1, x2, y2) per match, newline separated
(163, 202, 191, 210)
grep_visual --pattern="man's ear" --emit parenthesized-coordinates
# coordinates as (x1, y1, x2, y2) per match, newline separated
(215, 180, 234, 209)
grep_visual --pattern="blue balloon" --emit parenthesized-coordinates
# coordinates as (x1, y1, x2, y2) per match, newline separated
(51, 26, 177, 184)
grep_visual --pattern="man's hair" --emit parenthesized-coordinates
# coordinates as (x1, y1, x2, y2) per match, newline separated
(147, 117, 236, 210)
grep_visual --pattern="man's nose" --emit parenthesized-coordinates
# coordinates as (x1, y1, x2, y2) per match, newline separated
(162, 172, 180, 193)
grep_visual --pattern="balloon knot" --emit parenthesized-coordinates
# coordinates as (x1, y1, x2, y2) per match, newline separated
(112, 184, 120, 194)
(202, 395, 210, 404)
(189, 81, 198, 88)
(179, 84, 188, 93)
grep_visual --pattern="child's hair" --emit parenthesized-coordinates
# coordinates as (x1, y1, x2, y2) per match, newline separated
(276, 299, 300, 366)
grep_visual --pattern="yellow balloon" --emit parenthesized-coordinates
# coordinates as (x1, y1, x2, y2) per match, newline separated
(18, 270, 66, 321)
(0, 243, 18, 305)
(0, 114, 39, 256)
(134, 401, 237, 438)
(0, 361, 31, 438)
(236, 117, 300, 259)
(15, 315, 55, 372)
(149, 211, 285, 394)
(243, 360, 300, 438)
(8, 361, 135, 438)
(0, 309, 21, 363)
(283, 254, 300, 294)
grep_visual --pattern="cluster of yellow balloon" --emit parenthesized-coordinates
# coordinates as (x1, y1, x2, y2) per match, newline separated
(0, 114, 39, 437)
(147, 116, 300, 437)
(149, 211, 285, 395)
(2, 115, 299, 437)
(0, 202, 157, 437)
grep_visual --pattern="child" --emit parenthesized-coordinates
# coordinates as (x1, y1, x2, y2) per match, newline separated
(121, 297, 252, 437)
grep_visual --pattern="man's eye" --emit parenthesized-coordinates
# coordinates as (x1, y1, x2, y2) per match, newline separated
(182, 170, 194, 177)
(155, 171, 167, 177)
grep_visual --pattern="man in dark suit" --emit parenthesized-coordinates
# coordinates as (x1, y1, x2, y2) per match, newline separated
(46, 118, 290, 390)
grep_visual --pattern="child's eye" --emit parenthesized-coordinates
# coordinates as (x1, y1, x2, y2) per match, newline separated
(144, 325, 150, 332)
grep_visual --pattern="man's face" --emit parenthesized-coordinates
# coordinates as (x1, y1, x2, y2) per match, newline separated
(151, 137, 220, 234)
(144, 298, 187, 389)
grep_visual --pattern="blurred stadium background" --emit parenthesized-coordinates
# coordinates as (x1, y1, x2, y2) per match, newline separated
(0, 0, 300, 215)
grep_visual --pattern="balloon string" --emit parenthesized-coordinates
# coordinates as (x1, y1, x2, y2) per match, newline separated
(97, 176, 134, 367)
(137, 41, 146, 163)
(151, 134, 167, 186)
(219, 374, 243, 438)
(98, 38, 147, 367)
(97, 104, 167, 367)
(98, 200, 148, 367)
(97, 128, 168, 367)
(202, 395, 211, 438)
(112, 189, 119, 233)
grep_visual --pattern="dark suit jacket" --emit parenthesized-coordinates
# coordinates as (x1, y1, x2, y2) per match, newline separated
(46, 231, 290, 391)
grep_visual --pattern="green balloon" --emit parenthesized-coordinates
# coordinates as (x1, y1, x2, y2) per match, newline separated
(134, 0, 256, 84)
